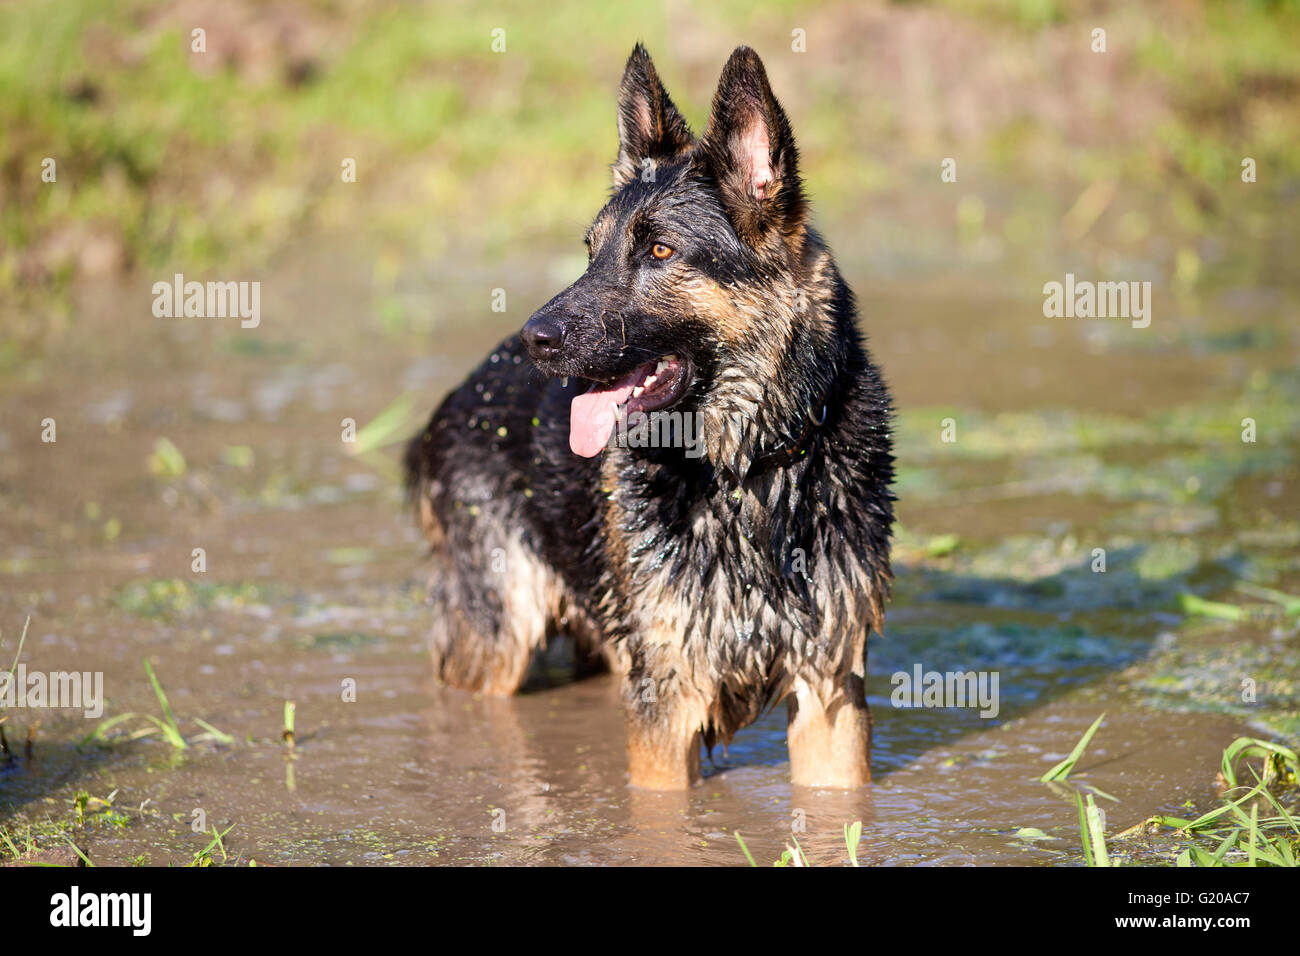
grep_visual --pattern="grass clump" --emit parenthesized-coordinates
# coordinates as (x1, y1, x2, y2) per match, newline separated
(81, 660, 232, 750)
(1053, 715, 1299, 867)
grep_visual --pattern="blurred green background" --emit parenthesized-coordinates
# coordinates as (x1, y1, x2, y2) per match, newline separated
(3, 0, 1299, 357)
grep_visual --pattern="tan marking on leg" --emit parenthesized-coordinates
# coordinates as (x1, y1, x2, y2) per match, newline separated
(786, 676, 872, 788)
(626, 718, 702, 790)
(622, 638, 709, 790)
(431, 535, 599, 696)
(418, 494, 442, 546)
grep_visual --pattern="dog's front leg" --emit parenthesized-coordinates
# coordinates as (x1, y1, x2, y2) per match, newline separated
(621, 664, 705, 789)
(786, 673, 872, 788)
(625, 718, 702, 790)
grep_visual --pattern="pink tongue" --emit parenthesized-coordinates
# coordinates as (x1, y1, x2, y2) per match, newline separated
(569, 370, 643, 457)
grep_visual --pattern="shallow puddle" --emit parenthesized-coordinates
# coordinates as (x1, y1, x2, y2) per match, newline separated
(1, 234, 1297, 866)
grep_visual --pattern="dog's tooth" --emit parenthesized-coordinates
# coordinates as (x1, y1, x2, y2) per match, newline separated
(643, 374, 658, 387)
(632, 386, 644, 398)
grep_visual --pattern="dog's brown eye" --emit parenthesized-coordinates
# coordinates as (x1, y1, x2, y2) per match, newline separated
(651, 243, 675, 261)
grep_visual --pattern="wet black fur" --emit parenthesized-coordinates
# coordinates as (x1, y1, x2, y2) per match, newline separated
(406, 43, 894, 764)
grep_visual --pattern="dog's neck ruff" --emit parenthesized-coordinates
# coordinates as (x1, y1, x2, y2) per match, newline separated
(748, 382, 832, 476)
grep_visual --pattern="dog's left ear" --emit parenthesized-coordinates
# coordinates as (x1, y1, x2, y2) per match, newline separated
(695, 46, 806, 247)
(613, 44, 694, 190)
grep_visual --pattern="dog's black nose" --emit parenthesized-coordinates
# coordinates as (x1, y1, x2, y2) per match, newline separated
(521, 313, 567, 359)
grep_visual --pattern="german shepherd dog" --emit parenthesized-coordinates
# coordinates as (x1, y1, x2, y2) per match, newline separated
(405, 44, 894, 789)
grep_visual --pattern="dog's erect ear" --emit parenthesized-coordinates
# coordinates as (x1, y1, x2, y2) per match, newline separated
(612, 44, 694, 190)
(695, 46, 806, 247)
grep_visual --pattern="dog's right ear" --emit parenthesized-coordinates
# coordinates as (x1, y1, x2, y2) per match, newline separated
(612, 44, 694, 190)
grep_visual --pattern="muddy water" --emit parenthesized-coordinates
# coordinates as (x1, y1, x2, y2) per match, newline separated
(1, 230, 1297, 866)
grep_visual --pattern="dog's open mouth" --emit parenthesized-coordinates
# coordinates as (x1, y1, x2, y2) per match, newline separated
(569, 354, 688, 457)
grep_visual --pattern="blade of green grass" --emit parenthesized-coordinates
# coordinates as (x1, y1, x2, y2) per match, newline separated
(81, 712, 171, 747)
(1221, 737, 1299, 789)
(350, 393, 421, 456)
(5, 615, 31, 677)
(1179, 592, 1246, 622)
(192, 717, 234, 745)
(63, 837, 94, 867)
(1075, 792, 1094, 867)
(844, 820, 862, 866)
(1234, 582, 1300, 616)
(143, 659, 187, 749)
(1085, 794, 1110, 866)
(1249, 804, 1258, 867)
(0, 828, 21, 859)
(790, 835, 809, 867)
(1040, 712, 1105, 782)
(1211, 828, 1240, 864)
(734, 830, 758, 867)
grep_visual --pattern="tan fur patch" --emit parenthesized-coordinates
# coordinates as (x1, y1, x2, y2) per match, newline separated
(625, 716, 703, 789)
(418, 494, 443, 547)
(430, 534, 601, 696)
(786, 680, 872, 788)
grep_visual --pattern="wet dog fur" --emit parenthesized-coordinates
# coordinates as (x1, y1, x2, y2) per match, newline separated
(405, 44, 894, 789)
